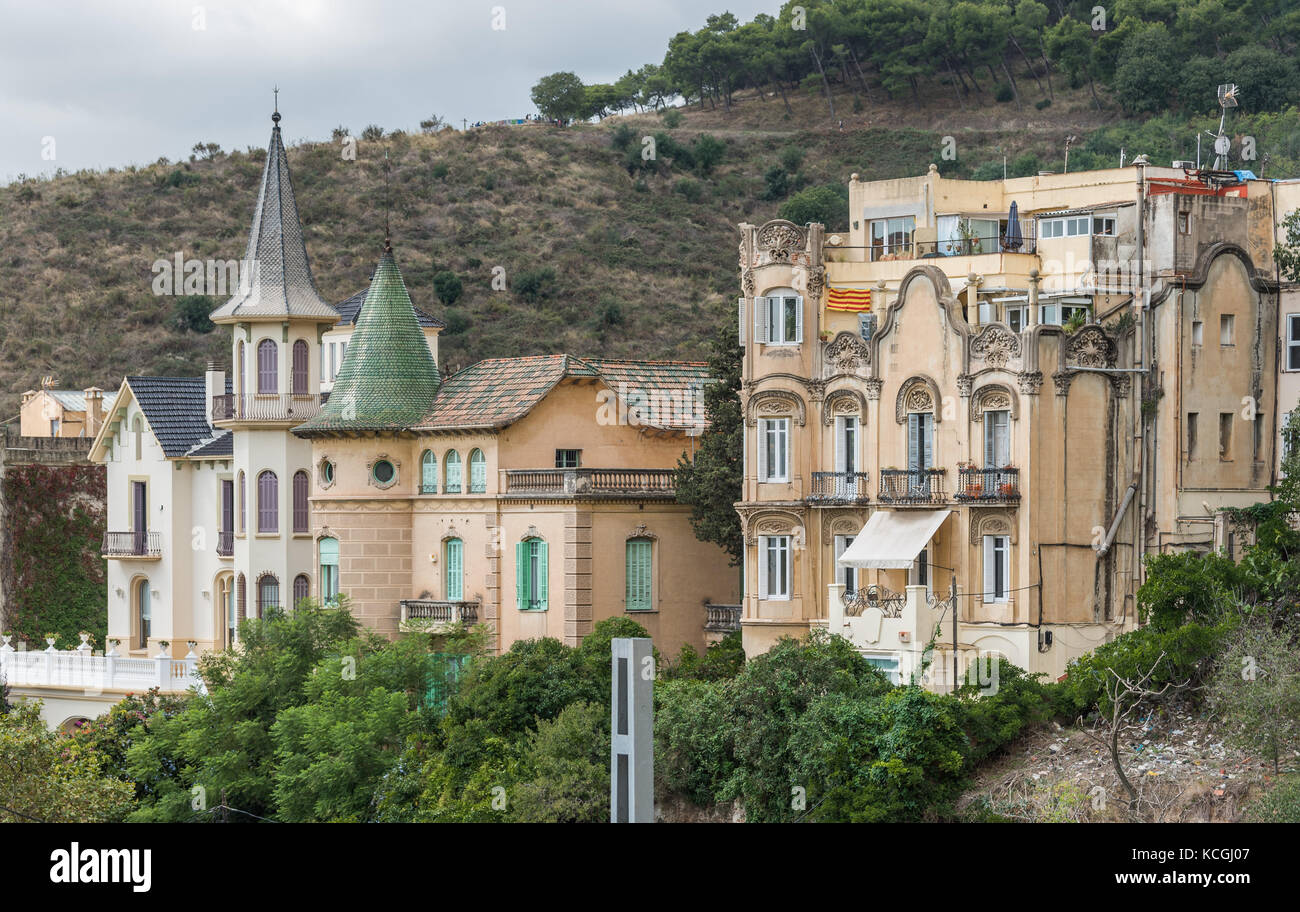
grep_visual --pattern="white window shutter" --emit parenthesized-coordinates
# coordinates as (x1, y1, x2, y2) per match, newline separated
(923, 414, 933, 469)
(758, 422, 768, 482)
(738, 297, 747, 345)
(794, 296, 804, 342)
(758, 538, 769, 599)
(754, 297, 768, 344)
(983, 412, 994, 467)
(835, 419, 846, 474)
(908, 413, 919, 471)
(982, 536, 995, 600)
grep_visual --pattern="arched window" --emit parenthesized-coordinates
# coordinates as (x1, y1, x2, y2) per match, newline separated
(292, 574, 310, 608)
(291, 340, 309, 394)
(444, 450, 462, 494)
(136, 578, 151, 649)
(237, 573, 247, 623)
(238, 471, 246, 534)
(133, 415, 143, 460)
(516, 537, 548, 611)
(218, 574, 235, 649)
(258, 574, 280, 617)
(319, 537, 339, 606)
(257, 339, 278, 394)
(469, 449, 486, 493)
(292, 470, 309, 533)
(445, 537, 464, 601)
(257, 470, 278, 533)
(237, 340, 246, 396)
(420, 449, 438, 494)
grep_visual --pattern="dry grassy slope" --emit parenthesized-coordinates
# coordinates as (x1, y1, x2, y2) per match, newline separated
(0, 84, 1115, 418)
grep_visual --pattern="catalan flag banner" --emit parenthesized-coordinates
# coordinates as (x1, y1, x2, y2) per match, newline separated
(827, 286, 872, 312)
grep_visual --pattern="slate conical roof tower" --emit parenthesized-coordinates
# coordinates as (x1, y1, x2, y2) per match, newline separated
(210, 109, 338, 321)
(296, 241, 441, 435)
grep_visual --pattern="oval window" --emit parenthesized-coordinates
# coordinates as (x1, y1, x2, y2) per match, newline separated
(321, 460, 335, 484)
(372, 459, 395, 485)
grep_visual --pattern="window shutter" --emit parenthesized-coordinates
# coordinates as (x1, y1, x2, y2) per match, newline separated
(835, 419, 846, 474)
(516, 542, 527, 610)
(738, 297, 747, 345)
(754, 297, 767, 344)
(758, 538, 769, 599)
(983, 412, 995, 467)
(537, 540, 549, 610)
(908, 414, 919, 471)
(470, 450, 486, 492)
(983, 536, 995, 600)
(922, 414, 933, 469)
(758, 422, 769, 482)
(446, 539, 463, 601)
(793, 296, 803, 342)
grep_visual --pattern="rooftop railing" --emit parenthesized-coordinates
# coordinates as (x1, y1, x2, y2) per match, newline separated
(212, 393, 324, 423)
(503, 468, 677, 498)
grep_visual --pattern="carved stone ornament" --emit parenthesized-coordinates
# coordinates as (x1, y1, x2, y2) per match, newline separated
(628, 523, 658, 540)
(969, 324, 1022, 368)
(956, 374, 973, 398)
(824, 331, 871, 375)
(742, 269, 755, 296)
(970, 512, 1016, 546)
(1110, 373, 1132, 398)
(1067, 326, 1117, 369)
(970, 384, 1018, 421)
(822, 511, 865, 544)
(757, 221, 805, 262)
(1053, 370, 1076, 397)
(864, 378, 884, 401)
(896, 376, 941, 423)
(1017, 371, 1043, 396)
(802, 378, 827, 402)
(745, 389, 807, 426)
(822, 389, 867, 426)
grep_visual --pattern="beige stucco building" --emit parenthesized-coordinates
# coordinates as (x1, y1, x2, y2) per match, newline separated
(738, 163, 1282, 682)
(19, 383, 114, 438)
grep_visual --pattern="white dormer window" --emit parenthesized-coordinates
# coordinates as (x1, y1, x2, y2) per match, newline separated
(756, 291, 802, 345)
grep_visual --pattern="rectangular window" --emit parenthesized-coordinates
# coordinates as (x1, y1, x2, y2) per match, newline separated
(863, 655, 901, 684)
(1288, 315, 1300, 370)
(516, 539, 548, 610)
(1061, 304, 1089, 325)
(907, 412, 934, 471)
(1093, 215, 1116, 236)
(762, 294, 802, 344)
(983, 535, 1009, 602)
(984, 409, 1010, 467)
(1219, 412, 1234, 460)
(759, 535, 791, 600)
(1187, 412, 1198, 459)
(1220, 314, 1235, 346)
(1039, 216, 1090, 239)
(555, 449, 581, 468)
(910, 546, 931, 595)
(1038, 303, 1058, 326)
(1192, 320, 1204, 346)
(869, 216, 915, 260)
(625, 539, 652, 610)
(835, 416, 857, 475)
(834, 534, 856, 594)
(445, 538, 464, 601)
(760, 418, 789, 482)
(50, 418, 60, 436)
(1006, 306, 1027, 333)
(319, 538, 339, 606)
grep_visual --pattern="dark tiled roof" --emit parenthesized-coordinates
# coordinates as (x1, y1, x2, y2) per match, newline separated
(335, 287, 445, 329)
(186, 431, 233, 457)
(415, 355, 709, 432)
(296, 248, 441, 435)
(127, 376, 230, 458)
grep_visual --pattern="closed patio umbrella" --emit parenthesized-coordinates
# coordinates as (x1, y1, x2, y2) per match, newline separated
(1003, 200, 1024, 251)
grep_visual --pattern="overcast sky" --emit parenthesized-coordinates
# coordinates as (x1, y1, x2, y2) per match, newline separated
(0, 0, 775, 183)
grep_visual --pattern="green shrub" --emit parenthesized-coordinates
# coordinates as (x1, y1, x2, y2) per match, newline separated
(442, 308, 471, 335)
(674, 178, 703, 203)
(1243, 774, 1300, 822)
(692, 133, 724, 176)
(654, 678, 736, 806)
(777, 183, 849, 231)
(509, 701, 609, 822)
(432, 270, 463, 305)
(512, 266, 557, 303)
(172, 295, 215, 333)
(1137, 550, 1243, 629)
(994, 83, 1015, 103)
(661, 108, 683, 128)
(779, 147, 804, 173)
(955, 660, 1055, 763)
(762, 165, 790, 201)
(1208, 619, 1300, 775)
(665, 630, 745, 682)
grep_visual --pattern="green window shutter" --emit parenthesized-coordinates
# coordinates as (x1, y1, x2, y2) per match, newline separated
(537, 540, 549, 610)
(516, 541, 528, 610)
(446, 538, 463, 601)
(469, 449, 486, 493)
(626, 540, 651, 610)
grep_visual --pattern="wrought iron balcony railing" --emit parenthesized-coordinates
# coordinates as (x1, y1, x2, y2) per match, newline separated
(216, 530, 234, 557)
(878, 468, 947, 504)
(503, 468, 676, 498)
(842, 584, 905, 618)
(954, 467, 1021, 503)
(212, 393, 324, 423)
(808, 471, 871, 503)
(103, 531, 161, 558)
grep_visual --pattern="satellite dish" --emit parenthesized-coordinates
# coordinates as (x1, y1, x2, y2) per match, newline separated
(1217, 84, 1239, 109)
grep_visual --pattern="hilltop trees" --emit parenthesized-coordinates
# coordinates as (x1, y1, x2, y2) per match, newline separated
(530, 71, 588, 123)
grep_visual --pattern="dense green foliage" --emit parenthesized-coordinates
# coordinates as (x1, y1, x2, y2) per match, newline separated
(2, 464, 106, 650)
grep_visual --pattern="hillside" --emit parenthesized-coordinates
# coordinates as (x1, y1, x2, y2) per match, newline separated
(1, 82, 1297, 419)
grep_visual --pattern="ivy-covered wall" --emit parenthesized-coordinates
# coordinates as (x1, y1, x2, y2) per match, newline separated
(1, 462, 106, 649)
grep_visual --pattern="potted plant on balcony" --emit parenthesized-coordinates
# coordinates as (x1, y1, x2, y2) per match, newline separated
(963, 479, 983, 497)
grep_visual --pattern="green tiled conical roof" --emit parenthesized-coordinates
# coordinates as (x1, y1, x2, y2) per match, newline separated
(296, 246, 440, 435)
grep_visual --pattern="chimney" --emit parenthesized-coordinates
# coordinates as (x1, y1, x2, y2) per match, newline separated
(84, 387, 103, 436)
(205, 360, 226, 426)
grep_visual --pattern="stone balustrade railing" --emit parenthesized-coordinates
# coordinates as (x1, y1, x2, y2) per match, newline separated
(0, 635, 204, 695)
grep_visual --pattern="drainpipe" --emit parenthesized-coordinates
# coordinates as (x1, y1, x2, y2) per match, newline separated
(1098, 476, 1140, 557)
(1133, 159, 1148, 596)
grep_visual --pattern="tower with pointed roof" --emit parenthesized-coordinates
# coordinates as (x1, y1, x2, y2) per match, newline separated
(209, 108, 339, 619)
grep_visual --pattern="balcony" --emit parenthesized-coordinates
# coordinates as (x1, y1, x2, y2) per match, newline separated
(211, 393, 324, 424)
(704, 603, 742, 634)
(103, 530, 161, 559)
(842, 584, 906, 618)
(400, 599, 480, 631)
(503, 468, 676, 499)
(878, 469, 947, 505)
(824, 233, 1038, 264)
(954, 467, 1021, 503)
(0, 641, 203, 694)
(808, 471, 870, 504)
(216, 530, 234, 557)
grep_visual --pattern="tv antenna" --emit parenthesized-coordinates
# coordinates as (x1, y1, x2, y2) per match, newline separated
(1208, 83, 1239, 170)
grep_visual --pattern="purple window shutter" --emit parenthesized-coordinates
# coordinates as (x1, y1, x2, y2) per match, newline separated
(258, 471, 278, 533)
(292, 574, 309, 607)
(293, 471, 309, 532)
(292, 340, 309, 395)
(257, 340, 278, 394)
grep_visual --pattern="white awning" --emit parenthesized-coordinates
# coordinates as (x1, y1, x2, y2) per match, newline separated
(837, 510, 951, 569)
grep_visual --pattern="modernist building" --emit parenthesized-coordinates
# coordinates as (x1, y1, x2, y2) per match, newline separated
(737, 163, 1283, 680)
(295, 245, 739, 658)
